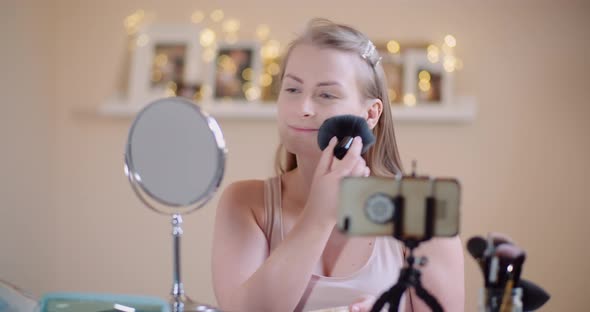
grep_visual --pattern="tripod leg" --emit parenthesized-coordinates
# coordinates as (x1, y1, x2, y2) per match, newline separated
(387, 283, 407, 312)
(370, 289, 391, 312)
(370, 282, 408, 312)
(414, 284, 444, 312)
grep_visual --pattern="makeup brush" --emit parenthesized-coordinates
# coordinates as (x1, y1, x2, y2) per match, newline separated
(317, 115, 375, 160)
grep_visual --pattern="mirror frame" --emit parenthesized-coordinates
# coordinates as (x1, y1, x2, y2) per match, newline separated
(124, 97, 227, 215)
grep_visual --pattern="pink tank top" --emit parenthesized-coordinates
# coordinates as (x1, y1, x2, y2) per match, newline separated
(263, 176, 406, 311)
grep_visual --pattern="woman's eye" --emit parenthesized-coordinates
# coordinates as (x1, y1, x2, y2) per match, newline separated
(284, 87, 299, 93)
(319, 92, 337, 99)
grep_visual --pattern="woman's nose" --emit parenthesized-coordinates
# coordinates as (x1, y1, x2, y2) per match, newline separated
(298, 97, 315, 118)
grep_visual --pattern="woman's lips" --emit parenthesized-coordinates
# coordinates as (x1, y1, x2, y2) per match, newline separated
(288, 125, 319, 132)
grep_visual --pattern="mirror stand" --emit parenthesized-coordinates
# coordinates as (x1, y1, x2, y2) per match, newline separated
(170, 214, 212, 312)
(171, 214, 185, 308)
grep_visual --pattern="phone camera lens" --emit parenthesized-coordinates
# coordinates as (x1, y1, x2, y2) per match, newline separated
(364, 193, 395, 224)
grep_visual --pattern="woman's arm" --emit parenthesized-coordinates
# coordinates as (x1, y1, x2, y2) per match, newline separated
(211, 180, 335, 312)
(404, 236, 465, 312)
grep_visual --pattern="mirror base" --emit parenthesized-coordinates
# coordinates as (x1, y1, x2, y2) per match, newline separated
(170, 294, 220, 312)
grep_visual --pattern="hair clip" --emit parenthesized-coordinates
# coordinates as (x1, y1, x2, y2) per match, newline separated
(361, 40, 381, 67)
(374, 56, 382, 66)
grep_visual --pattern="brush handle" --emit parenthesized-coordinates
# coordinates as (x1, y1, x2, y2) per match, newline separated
(334, 136, 354, 160)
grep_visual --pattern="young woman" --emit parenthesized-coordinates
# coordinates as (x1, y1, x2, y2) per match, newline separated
(212, 19, 464, 312)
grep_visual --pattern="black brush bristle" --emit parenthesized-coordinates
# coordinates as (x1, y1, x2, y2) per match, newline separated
(467, 236, 488, 259)
(520, 279, 550, 311)
(317, 115, 375, 157)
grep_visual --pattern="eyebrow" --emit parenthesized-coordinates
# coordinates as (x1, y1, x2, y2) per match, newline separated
(284, 73, 342, 87)
(317, 81, 342, 87)
(285, 73, 303, 83)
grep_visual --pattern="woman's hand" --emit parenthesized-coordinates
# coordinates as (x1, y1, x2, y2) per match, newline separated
(303, 136, 370, 225)
(349, 294, 377, 312)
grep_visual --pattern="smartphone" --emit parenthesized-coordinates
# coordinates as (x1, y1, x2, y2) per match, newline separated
(337, 176, 460, 241)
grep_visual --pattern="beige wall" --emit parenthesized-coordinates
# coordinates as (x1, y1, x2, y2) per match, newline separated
(1, 0, 589, 310)
(0, 0, 56, 295)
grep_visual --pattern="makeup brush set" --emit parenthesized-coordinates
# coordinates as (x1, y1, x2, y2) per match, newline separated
(466, 234, 550, 312)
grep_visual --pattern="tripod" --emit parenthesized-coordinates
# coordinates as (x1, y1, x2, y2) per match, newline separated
(370, 239, 444, 312)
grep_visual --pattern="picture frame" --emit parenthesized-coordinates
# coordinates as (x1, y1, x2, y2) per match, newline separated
(211, 41, 262, 102)
(128, 24, 202, 106)
(403, 48, 453, 105)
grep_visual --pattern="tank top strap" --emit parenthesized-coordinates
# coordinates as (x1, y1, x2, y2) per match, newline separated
(263, 176, 284, 252)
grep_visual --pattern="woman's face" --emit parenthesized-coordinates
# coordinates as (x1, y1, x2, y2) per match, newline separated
(277, 44, 369, 158)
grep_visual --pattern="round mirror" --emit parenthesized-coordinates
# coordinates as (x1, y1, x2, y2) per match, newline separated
(124, 97, 225, 311)
(125, 97, 226, 215)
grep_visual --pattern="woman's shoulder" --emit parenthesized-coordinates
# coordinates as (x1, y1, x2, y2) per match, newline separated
(221, 178, 265, 196)
(217, 178, 272, 230)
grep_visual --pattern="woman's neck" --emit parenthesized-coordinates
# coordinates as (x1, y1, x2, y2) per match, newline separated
(284, 154, 320, 208)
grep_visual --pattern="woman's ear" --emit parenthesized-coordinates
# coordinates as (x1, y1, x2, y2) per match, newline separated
(366, 99, 383, 130)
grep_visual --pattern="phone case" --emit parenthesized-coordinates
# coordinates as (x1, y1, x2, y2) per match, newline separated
(337, 176, 460, 240)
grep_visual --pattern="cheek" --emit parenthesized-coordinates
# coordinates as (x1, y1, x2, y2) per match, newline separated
(276, 103, 292, 141)
(276, 93, 293, 114)
(324, 102, 365, 119)
(276, 101, 291, 125)
(276, 95, 305, 124)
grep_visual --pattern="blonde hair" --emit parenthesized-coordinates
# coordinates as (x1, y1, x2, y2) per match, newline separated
(274, 18, 404, 177)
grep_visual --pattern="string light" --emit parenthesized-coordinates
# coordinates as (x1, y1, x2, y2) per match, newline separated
(419, 80, 431, 92)
(245, 85, 261, 101)
(388, 89, 397, 101)
(261, 40, 281, 60)
(418, 70, 431, 82)
(403, 94, 416, 106)
(260, 73, 273, 87)
(218, 55, 238, 74)
(427, 44, 440, 63)
(200, 28, 216, 47)
(386, 40, 400, 54)
(121, 10, 465, 105)
(443, 55, 457, 72)
(444, 35, 457, 48)
(418, 70, 432, 92)
(165, 81, 178, 97)
(220, 18, 240, 44)
(266, 62, 280, 76)
(154, 53, 168, 67)
(256, 24, 271, 41)
(427, 53, 439, 63)
(241, 68, 253, 81)
(191, 11, 205, 24)
(210, 9, 224, 22)
(222, 18, 240, 33)
(124, 10, 145, 35)
(136, 34, 149, 47)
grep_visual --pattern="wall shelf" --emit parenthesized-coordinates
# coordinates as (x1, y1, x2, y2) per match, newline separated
(96, 95, 476, 123)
